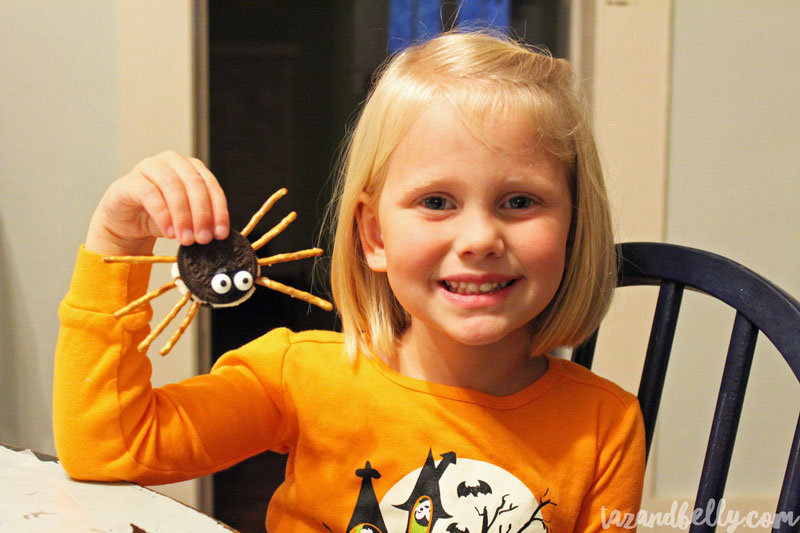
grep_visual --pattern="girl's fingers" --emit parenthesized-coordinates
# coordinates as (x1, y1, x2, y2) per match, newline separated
(88, 152, 227, 256)
(137, 154, 196, 245)
(132, 174, 173, 239)
(188, 157, 230, 240)
(158, 151, 216, 245)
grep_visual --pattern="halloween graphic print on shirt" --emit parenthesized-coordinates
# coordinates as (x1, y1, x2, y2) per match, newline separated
(344, 449, 555, 533)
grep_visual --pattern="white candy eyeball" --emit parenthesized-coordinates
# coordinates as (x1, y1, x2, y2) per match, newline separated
(233, 270, 254, 291)
(211, 273, 232, 294)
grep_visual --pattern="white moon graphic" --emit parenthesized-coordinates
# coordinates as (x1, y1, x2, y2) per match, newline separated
(379, 457, 549, 533)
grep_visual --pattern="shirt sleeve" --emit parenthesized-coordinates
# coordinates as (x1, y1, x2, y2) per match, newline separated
(53, 246, 294, 485)
(574, 394, 646, 532)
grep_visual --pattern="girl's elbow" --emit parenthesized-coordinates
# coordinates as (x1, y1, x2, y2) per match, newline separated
(53, 422, 126, 482)
(54, 436, 113, 482)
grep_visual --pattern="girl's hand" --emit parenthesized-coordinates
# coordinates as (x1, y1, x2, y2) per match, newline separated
(85, 151, 230, 256)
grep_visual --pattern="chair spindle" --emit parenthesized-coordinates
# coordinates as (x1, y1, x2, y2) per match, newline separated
(690, 311, 758, 533)
(638, 280, 684, 459)
(775, 411, 800, 532)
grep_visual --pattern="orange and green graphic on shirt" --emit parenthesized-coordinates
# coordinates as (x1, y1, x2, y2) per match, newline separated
(393, 450, 455, 532)
(406, 496, 433, 532)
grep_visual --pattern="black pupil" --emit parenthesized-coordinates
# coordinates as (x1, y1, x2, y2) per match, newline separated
(509, 196, 528, 208)
(425, 197, 445, 209)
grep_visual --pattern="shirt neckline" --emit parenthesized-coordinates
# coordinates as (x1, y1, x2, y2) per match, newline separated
(364, 352, 563, 410)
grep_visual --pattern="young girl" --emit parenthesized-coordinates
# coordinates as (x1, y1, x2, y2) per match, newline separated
(54, 31, 644, 532)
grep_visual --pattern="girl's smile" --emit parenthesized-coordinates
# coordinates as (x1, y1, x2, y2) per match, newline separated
(438, 275, 518, 308)
(357, 104, 573, 392)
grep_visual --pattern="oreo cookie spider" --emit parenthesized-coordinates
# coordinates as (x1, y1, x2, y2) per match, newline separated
(104, 188, 333, 356)
(173, 228, 259, 308)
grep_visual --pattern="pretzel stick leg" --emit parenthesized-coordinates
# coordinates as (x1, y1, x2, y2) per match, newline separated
(159, 301, 201, 356)
(251, 211, 297, 252)
(256, 277, 333, 311)
(137, 293, 191, 353)
(258, 248, 323, 267)
(240, 188, 288, 237)
(114, 281, 177, 319)
(103, 255, 177, 264)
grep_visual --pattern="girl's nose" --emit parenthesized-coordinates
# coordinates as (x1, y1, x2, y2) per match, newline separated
(453, 211, 506, 259)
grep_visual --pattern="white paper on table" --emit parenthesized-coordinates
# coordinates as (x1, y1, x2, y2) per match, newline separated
(0, 446, 235, 532)
(0, 446, 103, 531)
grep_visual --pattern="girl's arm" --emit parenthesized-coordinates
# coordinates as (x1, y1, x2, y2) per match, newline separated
(53, 256, 292, 484)
(53, 153, 289, 484)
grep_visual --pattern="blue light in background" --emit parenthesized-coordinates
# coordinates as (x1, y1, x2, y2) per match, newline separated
(389, 0, 511, 54)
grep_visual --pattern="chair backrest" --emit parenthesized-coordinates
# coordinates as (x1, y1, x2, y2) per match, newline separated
(572, 242, 800, 532)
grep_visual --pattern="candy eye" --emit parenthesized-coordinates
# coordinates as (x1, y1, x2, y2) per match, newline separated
(211, 273, 232, 294)
(233, 270, 254, 291)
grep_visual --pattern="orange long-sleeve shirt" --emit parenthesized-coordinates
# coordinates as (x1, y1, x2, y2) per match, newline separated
(54, 247, 644, 532)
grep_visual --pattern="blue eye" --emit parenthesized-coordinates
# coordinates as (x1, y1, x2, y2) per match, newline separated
(422, 196, 451, 210)
(503, 195, 535, 209)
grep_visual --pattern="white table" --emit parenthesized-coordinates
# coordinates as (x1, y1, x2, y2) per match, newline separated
(0, 444, 236, 532)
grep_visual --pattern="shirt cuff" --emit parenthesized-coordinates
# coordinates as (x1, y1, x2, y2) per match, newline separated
(63, 245, 155, 314)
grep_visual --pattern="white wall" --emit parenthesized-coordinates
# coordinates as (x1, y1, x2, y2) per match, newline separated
(660, 0, 800, 502)
(583, 0, 800, 523)
(578, 0, 672, 397)
(0, 0, 120, 454)
(0, 0, 200, 508)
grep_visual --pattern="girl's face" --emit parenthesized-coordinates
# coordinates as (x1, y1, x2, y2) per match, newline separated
(358, 104, 573, 353)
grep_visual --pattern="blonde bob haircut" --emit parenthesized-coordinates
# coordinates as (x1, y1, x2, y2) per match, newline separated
(329, 30, 616, 361)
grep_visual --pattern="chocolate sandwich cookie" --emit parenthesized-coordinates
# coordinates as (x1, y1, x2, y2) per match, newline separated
(175, 229, 260, 308)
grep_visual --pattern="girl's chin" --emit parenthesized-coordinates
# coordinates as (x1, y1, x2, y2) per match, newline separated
(433, 322, 533, 349)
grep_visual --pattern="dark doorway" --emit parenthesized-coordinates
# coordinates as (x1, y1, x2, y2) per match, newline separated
(206, 2, 387, 531)
(205, 2, 566, 531)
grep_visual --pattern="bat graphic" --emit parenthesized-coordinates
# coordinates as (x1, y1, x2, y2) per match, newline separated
(446, 524, 470, 533)
(456, 480, 492, 498)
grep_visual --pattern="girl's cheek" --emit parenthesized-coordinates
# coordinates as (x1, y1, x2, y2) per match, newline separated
(521, 230, 569, 270)
(384, 224, 445, 265)
(386, 216, 439, 245)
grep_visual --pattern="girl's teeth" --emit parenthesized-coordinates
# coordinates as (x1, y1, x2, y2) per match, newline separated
(444, 280, 511, 295)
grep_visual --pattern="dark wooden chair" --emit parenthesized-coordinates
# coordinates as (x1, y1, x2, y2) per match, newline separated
(572, 242, 800, 532)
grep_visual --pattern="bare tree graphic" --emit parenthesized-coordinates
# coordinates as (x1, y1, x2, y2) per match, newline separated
(473, 489, 556, 533)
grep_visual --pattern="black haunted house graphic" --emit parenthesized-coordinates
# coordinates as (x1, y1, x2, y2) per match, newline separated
(347, 450, 457, 533)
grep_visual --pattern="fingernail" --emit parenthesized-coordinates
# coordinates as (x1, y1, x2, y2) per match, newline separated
(166, 226, 175, 239)
(215, 225, 229, 239)
(197, 229, 212, 243)
(181, 229, 194, 244)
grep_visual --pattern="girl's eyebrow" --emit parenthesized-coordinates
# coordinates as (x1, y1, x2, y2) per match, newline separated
(410, 173, 560, 190)
(391, 174, 463, 198)
(404, 175, 457, 190)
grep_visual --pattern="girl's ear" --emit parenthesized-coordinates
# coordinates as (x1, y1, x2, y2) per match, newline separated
(356, 193, 387, 272)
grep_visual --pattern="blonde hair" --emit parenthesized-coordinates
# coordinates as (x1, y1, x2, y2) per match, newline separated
(328, 30, 616, 360)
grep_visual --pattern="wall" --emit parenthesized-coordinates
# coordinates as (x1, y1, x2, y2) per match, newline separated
(578, 0, 672, 396)
(0, 0, 199, 508)
(583, 0, 800, 524)
(0, 0, 120, 453)
(660, 0, 800, 506)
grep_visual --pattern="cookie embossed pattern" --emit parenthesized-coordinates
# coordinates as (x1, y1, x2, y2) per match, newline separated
(103, 188, 333, 356)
